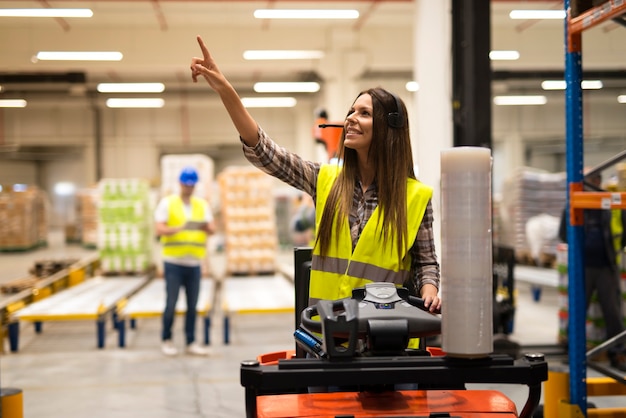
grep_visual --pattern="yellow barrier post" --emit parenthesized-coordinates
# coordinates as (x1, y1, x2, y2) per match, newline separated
(544, 365, 571, 418)
(0, 387, 24, 418)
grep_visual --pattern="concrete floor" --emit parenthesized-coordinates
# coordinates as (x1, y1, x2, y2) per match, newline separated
(0, 230, 624, 417)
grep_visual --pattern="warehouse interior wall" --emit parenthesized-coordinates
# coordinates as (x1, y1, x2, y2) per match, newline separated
(1, 88, 624, 229)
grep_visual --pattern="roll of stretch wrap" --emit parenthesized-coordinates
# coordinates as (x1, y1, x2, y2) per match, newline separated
(440, 147, 493, 358)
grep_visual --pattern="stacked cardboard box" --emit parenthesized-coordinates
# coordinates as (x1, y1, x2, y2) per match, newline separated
(218, 167, 278, 275)
(0, 185, 49, 251)
(97, 178, 153, 275)
(76, 187, 99, 248)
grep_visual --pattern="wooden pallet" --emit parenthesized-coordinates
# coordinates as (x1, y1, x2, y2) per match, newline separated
(1, 276, 40, 294)
(515, 249, 556, 269)
(29, 258, 79, 278)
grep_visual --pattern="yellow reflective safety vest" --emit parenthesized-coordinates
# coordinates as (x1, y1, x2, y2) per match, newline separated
(160, 195, 208, 259)
(310, 164, 433, 305)
(611, 209, 624, 266)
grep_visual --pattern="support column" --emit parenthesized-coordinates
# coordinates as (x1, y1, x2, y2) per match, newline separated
(414, 0, 453, 258)
(451, 0, 492, 148)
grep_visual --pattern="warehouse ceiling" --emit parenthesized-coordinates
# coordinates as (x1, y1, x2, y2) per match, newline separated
(0, 0, 625, 97)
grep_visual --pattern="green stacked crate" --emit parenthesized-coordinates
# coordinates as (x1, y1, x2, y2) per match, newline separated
(97, 179, 153, 275)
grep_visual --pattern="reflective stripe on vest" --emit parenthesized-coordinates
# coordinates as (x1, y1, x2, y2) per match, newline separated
(309, 164, 432, 304)
(161, 195, 207, 259)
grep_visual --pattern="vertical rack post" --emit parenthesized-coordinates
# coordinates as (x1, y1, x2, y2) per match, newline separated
(564, 0, 587, 413)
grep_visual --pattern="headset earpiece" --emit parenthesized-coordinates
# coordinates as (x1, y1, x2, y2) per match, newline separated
(387, 92, 404, 129)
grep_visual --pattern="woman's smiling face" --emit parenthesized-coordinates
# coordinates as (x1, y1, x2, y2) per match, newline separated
(343, 93, 373, 153)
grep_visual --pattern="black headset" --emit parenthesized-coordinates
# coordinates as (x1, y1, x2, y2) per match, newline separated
(386, 91, 404, 129)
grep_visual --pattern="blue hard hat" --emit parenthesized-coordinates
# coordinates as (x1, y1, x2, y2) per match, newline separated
(179, 167, 199, 186)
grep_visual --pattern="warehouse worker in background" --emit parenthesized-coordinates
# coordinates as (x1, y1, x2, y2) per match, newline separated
(558, 169, 626, 371)
(190, 36, 441, 315)
(155, 166, 216, 356)
(290, 193, 316, 247)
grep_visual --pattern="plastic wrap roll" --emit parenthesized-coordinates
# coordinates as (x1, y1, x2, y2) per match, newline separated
(440, 147, 493, 358)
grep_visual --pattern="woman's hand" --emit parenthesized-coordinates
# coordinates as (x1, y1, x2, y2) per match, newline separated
(420, 284, 441, 314)
(189, 35, 260, 146)
(190, 35, 226, 91)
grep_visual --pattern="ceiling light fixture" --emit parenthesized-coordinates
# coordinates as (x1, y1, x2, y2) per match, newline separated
(405, 81, 419, 92)
(35, 51, 123, 61)
(541, 80, 603, 90)
(106, 98, 164, 108)
(97, 83, 165, 93)
(0, 99, 27, 108)
(618, 95, 626, 104)
(254, 9, 359, 19)
(0, 8, 93, 18)
(489, 50, 520, 60)
(493, 95, 547, 106)
(509, 10, 566, 19)
(253, 82, 320, 93)
(243, 50, 324, 60)
(241, 97, 297, 108)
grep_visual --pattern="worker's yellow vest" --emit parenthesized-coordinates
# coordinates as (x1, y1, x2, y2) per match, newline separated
(310, 164, 433, 304)
(160, 195, 207, 259)
(611, 209, 623, 266)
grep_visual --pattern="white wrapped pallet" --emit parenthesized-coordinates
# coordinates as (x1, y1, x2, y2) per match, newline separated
(160, 154, 215, 203)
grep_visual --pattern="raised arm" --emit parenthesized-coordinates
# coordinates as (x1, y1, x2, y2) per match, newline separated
(190, 35, 259, 147)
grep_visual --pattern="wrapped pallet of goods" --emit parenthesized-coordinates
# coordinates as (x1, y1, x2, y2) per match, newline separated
(218, 166, 278, 276)
(76, 187, 99, 248)
(160, 154, 215, 204)
(0, 185, 49, 252)
(97, 178, 154, 275)
(617, 163, 626, 192)
(498, 167, 566, 266)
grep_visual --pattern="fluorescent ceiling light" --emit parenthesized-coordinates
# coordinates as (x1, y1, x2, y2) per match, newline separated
(35, 51, 123, 61)
(618, 95, 626, 104)
(254, 9, 359, 19)
(490, 50, 520, 60)
(97, 83, 165, 93)
(254, 82, 320, 93)
(0, 99, 27, 108)
(244, 50, 324, 60)
(541, 80, 603, 90)
(582, 80, 604, 90)
(493, 95, 547, 106)
(106, 98, 164, 108)
(241, 97, 297, 108)
(0, 8, 93, 17)
(405, 81, 419, 92)
(509, 10, 566, 19)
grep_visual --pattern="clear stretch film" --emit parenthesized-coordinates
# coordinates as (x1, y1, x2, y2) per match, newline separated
(440, 147, 493, 357)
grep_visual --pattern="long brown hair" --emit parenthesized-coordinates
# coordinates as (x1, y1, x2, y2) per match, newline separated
(316, 87, 416, 265)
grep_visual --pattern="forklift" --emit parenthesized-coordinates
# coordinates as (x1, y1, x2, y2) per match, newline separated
(240, 248, 548, 418)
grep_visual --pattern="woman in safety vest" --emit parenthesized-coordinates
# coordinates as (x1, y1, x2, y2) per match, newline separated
(190, 36, 441, 314)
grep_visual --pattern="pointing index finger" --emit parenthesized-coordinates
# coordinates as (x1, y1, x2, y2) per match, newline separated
(196, 35, 210, 60)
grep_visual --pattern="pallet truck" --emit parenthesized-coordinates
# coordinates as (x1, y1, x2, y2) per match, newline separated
(240, 249, 548, 418)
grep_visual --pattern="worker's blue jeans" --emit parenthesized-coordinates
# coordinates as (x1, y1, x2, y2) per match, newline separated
(162, 262, 201, 345)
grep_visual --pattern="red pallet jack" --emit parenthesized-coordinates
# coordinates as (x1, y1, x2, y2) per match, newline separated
(240, 250, 548, 418)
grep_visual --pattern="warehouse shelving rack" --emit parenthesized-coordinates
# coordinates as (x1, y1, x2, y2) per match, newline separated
(563, 0, 626, 415)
